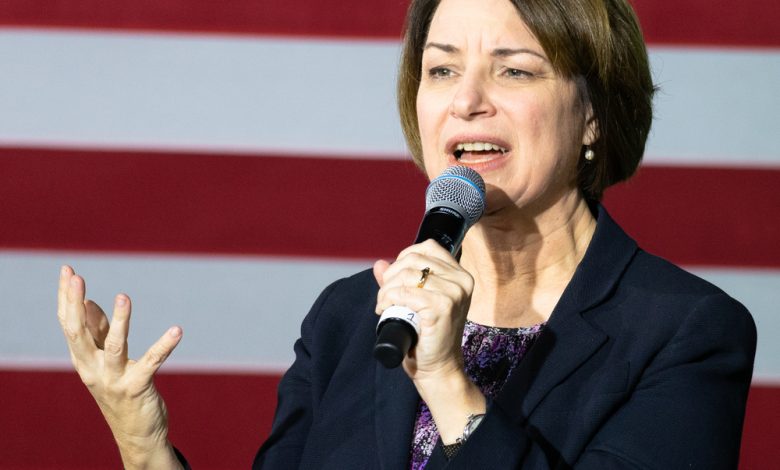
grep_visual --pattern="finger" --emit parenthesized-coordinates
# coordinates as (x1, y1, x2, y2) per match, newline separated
(57, 265, 74, 325)
(103, 294, 132, 375)
(373, 259, 390, 287)
(396, 239, 460, 268)
(85, 300, 110, 349)
(377, 257, 471, 315)
(136, 326, 183, 377)
(377, 285, 444, 316)
(63, 274, 98, 361)
(377, 265, 428, 292)
(377, 272, 469, 314)
(381, 254, 456, 288)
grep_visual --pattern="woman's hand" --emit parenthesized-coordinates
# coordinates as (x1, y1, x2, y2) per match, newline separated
(57, 266, 183, 469)
(374, 240, 486, 443)
(373, 239, 474, 381)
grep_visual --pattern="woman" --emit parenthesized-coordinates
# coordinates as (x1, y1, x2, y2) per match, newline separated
(57, 0, 756, 468)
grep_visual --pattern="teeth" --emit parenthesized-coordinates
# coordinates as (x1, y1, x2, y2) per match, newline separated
(455, 142, 507, 154)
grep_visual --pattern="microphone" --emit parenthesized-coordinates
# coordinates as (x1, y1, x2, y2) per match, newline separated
(373, 166, 486, 368)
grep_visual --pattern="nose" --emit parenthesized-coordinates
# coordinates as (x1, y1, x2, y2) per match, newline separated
(449, 74, 495, 120)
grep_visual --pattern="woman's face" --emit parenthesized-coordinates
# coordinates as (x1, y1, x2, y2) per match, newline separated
(416, 0, 595, 215)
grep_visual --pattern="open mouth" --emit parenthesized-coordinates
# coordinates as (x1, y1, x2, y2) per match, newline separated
(453, 142, 508, 162)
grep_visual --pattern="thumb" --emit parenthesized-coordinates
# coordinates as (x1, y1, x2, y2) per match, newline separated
(373, 259, 390, 287)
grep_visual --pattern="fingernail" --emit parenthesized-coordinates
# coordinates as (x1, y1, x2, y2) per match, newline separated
(116, 296, 127, 307)
(60, 266, 68, 276)
(168, 326, 182, 338)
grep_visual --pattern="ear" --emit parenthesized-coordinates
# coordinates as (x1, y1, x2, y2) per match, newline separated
(582, 104, 599, 146)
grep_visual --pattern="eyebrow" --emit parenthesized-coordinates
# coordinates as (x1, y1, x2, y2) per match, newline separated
(424, 42, 459, 53)
(423, 42, 548, 61)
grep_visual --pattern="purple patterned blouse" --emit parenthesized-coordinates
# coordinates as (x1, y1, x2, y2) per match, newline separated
(408, 320, 545, 469)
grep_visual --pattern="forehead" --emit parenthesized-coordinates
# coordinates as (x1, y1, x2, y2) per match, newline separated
(426, 0, 538, 50)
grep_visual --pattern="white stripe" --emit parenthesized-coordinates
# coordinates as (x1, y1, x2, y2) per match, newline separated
(647, 47, 780, 168)
(752, 375, 780, 387)
(1, 29, 779, 166)
(2, 251, 778, 380)
(0, 250, 368, 371)
(0, 29, 406, 158)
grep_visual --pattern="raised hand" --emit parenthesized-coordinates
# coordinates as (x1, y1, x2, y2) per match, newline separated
(57, 265, 184, 469)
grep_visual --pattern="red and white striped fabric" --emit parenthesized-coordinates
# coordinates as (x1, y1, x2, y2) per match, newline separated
(1, 1, 777, 468)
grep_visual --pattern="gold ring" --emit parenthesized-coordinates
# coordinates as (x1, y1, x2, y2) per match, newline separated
(417, 267, 431, 288)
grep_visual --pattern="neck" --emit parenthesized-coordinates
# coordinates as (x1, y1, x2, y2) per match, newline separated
(459, 193, 596, 327)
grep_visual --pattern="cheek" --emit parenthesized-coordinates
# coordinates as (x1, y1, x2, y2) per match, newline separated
(416, 92, 448, 178)
(519, 94, 584, 166)
(416, 94, 439, 142)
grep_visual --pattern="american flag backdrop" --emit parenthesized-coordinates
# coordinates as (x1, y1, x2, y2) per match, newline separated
(0, 1, 778, 468)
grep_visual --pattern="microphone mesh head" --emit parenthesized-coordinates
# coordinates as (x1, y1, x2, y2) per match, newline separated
(425, 166, 486, 226)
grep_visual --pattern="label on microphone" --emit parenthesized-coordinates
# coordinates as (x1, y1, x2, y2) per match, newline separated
(377, 305, 421, 335)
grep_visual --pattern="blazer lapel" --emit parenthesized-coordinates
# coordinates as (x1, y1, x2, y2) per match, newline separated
(374, 360, 419, 470)
(497, 205, 638, 419)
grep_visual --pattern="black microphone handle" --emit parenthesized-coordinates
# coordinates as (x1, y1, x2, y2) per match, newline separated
(373, 209, 468, 368)
(413, 208, 469, 252)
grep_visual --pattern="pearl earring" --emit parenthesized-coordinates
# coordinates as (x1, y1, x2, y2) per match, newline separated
(584, 148, 595, 161)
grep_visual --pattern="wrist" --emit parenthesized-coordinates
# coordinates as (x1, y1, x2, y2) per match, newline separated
(414, 371, 486, 444)
(456, 412, 486, 444)
(116, 437, 182, 470)
(411, 356, 465, 390)
(413, 366, 467, 401)
(442, 412, 486, 460)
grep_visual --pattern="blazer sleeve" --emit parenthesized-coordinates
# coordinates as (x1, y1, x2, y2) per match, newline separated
(252, 280, 341, 469)
(427, 292, 757, 469)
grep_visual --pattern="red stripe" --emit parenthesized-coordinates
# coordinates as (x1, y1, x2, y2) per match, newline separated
(0, 370, 776, 468)
(741, 384, 780, 470)
(0, 147, 430, 259)
(1, 146, 777, 267)
(602, 165, 780, 268)
(0, 0, 408, 40)
(0, 370, 279, 468)
(631, 0, 780, 48)
(0, 0, 778, 47)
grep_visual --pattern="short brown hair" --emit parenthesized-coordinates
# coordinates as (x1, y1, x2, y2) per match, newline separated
(397, 0, 655, 201)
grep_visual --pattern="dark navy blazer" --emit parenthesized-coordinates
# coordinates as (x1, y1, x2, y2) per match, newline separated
(252, 206, 756, 469)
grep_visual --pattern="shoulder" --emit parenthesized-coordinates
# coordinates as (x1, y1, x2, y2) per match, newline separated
(623, 249, 749, 314)
(601, 248, 756, 353)
(300, 268, 379, 347)
(583, 205, 754, 339)
(317, 268, 378, 304)
(627, 249, 721, 294)
(308, 268, 378, 323)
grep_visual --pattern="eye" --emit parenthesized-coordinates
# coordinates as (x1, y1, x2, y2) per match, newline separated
(427, 66, 454, 79)
(502, 67, 533, 79)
